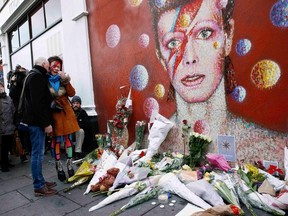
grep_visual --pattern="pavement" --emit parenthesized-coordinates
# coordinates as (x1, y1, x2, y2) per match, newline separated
(0, 153, 282, 216)
(0, 153, 188, 216)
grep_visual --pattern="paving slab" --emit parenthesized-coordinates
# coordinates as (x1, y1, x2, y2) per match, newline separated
(0, 191, 30, 215)
(1, 194, 81, 216)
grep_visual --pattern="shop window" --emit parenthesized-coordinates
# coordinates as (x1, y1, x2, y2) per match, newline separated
(45, 0, 61, 27)
(9, 27, 19, 52)
(19, 19, 30, 46)
(31, 4, 45, 38)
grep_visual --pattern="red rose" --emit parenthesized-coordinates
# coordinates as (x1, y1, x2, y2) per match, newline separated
(230, 205, 240, 215)
(183, 119, 188, 125)
(139, 151, 145, 158)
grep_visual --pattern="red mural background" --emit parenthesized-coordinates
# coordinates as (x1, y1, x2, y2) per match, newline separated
(86, 0, 288, 142)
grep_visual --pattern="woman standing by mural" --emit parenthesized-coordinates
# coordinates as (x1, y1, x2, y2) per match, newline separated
(149, 0, 288, 166)
(48, 56, 80, 181)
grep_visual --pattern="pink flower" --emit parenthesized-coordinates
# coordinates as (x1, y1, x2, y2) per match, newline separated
(206, 153, 231, 172)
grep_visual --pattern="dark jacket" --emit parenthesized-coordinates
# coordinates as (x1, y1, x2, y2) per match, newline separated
(74, 108, 94, 152)
(74, 108, 89, 130)
(0, 92, 16, 135)
(22, 65, 53, 128)
(9, 71, 26, 124)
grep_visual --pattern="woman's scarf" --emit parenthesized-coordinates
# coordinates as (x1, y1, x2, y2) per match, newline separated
(48, 74, 61, 93)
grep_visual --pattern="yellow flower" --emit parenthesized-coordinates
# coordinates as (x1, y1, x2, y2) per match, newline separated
(182, 164, 192, 171)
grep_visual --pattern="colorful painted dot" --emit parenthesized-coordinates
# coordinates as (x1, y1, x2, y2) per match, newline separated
(213, 41, 221, 49)
(154, 84, 165, 99)
(232, 86, 246, 103)
(171, 200, 176, 203)
(179, 14, 191, 28)
(155, 0, 166, 8)
(138, 33, 150, 48)
(194, 120, 210, 135)
(106, 24, 120, 48)
(236, 39, 252, 56)
(151, 202, 157, 205)
(143, 97, 159, 118)
(251, 60, 281, 89)
(270, 1, 288, 28)
(169, 203, 174, 206)
(130, 65, 149, 91)
(128, 0, 143, 7)
(160, 205, 165, 208)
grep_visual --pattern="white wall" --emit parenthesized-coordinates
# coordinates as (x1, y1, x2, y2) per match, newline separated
(60, 0, 96, 115)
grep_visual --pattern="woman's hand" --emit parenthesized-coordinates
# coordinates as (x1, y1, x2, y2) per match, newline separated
(58, 71, 66, 79)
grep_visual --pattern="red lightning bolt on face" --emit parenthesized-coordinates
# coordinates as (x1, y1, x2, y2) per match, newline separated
(168, 0, 203, 79)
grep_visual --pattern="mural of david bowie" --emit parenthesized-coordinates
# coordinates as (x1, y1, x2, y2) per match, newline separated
(149, 0, 288, 168)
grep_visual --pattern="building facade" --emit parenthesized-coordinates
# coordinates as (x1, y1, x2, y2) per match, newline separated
(0, 0, 96, 116)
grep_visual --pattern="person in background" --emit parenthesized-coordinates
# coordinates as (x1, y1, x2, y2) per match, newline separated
(48, 56, 80, 181)
(22, 57, 57, 196)
(9, 65, 30, 163)
(0, 81, 16, 172)
(71, 95, 90, 160)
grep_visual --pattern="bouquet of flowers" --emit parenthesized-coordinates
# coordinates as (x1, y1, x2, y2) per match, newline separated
(182, 120, 191, 155)
(112, 97, 132, 136)
(135, 120, 146, 150)
(189, 132, 212, 168)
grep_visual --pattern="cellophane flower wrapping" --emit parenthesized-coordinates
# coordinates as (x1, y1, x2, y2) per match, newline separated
(186, 179, 225, 207)
(206, 153, 231, 172)
(89, 175, 162, 212)
(135, 120, 146, 150)
(109, 166, 151, 191)
(95, 134, 107, 148)
(67, 160, 94, 183)
(189, 132, 211, 168)
(258, 168, 286, 191)
(112, 97, 132, 137)
(144, 112, 174, 160)
(84, 150, 118, 195)
(157, 173, 211, 210)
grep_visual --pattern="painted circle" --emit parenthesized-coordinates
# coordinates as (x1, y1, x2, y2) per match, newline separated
(130, 65, 149, 91)
(194, 120, 210, 135)
(143, 97, 159, 118)
(251, 60, 281, 89)
(154, 84, 165, 99)
(138, 34, 150, 48)
(106, 25, 120, 48)
(270, 1, 288, 28)
(155, 0, 166, 8)
(236, 39, 252, 56)
(128, 0, 143, 7)
(179, 14, 191, 28)
(232, 86, 246, 102)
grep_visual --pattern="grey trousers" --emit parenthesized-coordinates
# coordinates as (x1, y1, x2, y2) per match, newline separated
(75, 129, 84, 153)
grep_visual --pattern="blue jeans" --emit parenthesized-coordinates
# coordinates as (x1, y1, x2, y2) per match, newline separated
(29, 126, 45, 189)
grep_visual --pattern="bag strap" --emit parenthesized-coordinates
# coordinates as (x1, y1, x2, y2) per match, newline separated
(17, 70, 38, 114)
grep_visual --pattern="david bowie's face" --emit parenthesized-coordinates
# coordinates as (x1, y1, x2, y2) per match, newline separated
(157, 0, 232, 103)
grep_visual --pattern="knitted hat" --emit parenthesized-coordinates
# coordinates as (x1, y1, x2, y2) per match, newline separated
(71, 95, 81, 104)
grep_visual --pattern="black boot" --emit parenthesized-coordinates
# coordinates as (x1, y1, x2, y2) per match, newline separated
(66, 158, 74, 178)
(56, 161, 66, 181)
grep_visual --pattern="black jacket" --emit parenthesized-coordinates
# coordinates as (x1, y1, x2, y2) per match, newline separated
(75, 108, 89, 130)
(22, 65, 53, 128)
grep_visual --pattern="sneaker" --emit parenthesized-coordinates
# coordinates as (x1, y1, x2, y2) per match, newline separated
(21, 155, 29, 163)
(34, 186, 58, 197)
(45, 181, 57, 188)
